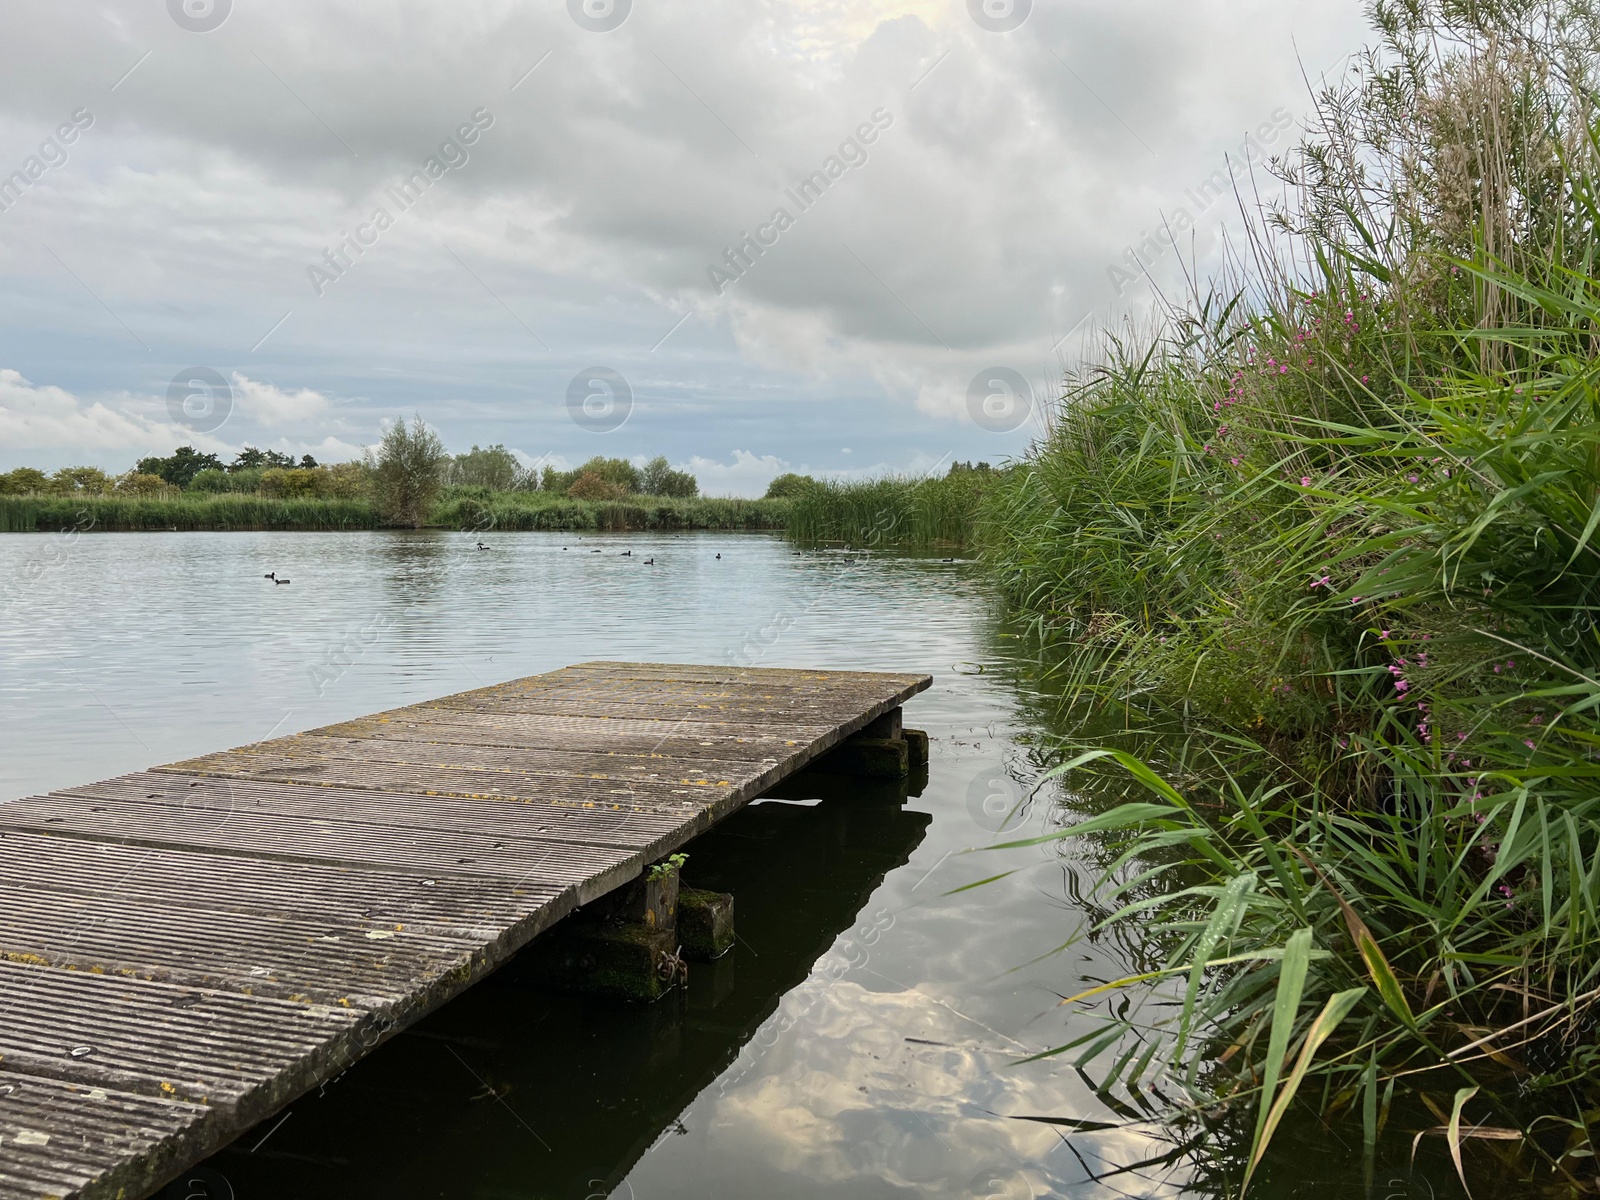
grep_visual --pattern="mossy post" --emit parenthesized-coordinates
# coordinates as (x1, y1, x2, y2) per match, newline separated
(679, 888, 735, 960)
(814, 707, 928, 780)
(524, 856, 689, 1002)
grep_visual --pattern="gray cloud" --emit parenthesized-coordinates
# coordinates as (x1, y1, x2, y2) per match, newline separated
(0, 0, 1367, 491)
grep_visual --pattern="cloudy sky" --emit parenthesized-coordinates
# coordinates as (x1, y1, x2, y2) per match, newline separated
(0, 0, 1368, 494)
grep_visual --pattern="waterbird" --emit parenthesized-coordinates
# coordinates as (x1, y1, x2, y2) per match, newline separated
(715, 553, 721, 560)
(264, 571, 276, 580)
(644, 558, 655, 565)
(476, 542, 491, 551)
(941, 557, 954, 563)
(274, 577, 292, 585)
(621, 550, 631, 557)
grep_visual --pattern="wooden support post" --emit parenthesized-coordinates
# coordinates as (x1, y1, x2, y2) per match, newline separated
(813, 706, 922, 779)
(525, 858, 687, 1002)
(860, 707, 903, 740)
(903, 728, 929, 770)
(678, 887, 734, 960)
(822, 736, 909, 779)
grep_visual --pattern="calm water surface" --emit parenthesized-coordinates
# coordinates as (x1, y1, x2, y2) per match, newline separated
(0, 531, 1461, 1199)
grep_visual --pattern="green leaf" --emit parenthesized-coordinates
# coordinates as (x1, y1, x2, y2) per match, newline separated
(1241, 986, 1367, 1197)
(982, 802, 1186, 850)
(1250, 928, 1312, 1165)
(1174, 872, 1257, 1060)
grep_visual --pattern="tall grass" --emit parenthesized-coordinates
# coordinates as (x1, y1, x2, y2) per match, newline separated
(0, 491, 791, 534)
(0, 494, 380, 532)
(975, 3, 1600, 1191)
(432, 492, 789, 532)
(785, 469, 996, 548)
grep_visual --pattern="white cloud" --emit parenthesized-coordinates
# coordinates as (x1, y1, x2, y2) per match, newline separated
(0, 367, 367, 470)
(0, 368, 222, 459)
(639, 977, 1188, 1196)
(229, 372, 330, 426)
(684, 450, 791, 498)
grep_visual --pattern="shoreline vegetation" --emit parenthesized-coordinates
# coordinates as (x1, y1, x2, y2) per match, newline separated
(0, 437, 791, 534)
(962, 3, 1600, 1193)
(0, 438, 996, 541)
(0, 493, 791, 534)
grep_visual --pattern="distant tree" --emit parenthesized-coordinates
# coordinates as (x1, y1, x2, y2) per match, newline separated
(0, 467, 49, 495)
(259, 467, 323, 498)
(322, 461, 367, 499)
(450, 444, 523, 491)
(640, 455, 699, 498)
(365, 416, 448, 527)
(640, 455, 671, 494)
(566, 470, 628, 501)
(763, 472, 816, 499)
(230, 447, 267, 471)
(136, 446, 225, 488)
(115, 472, 171, 495)
(49, 466, 113, 494)
(299, 454, 318, 469)
(542, 456, 640, 495)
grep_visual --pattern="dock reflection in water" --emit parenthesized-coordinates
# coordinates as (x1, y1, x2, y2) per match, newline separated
(205, 776, 931, 1200)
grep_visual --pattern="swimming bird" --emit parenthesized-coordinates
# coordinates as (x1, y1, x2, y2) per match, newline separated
(715, 553, 721, 560)
(274, 577, 291, 585)
(264, 571, 276, 580)
(644, 557, 655, 565)
(476, 542, 491, 551)
(621, 549, 631, 557)
(941, 557, 954, 563)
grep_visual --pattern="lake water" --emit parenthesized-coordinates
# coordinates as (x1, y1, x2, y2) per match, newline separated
(0, 530, 1461, 1199)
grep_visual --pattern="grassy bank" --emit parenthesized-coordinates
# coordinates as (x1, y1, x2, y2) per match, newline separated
(0, 494, 380, 532)
(431, 491, 789, 532)
(969, 4, 1600, 1191)
(783, 466, 997, 549)
(0, 492, 789, 533)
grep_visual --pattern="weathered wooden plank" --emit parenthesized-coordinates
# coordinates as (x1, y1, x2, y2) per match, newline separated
(0, 830, 552, 930)
(53, 773, 697, 847)
(0, 660, 932, 1199)
(0, 797, 644, 881)
(0, 1071, 209, 1200)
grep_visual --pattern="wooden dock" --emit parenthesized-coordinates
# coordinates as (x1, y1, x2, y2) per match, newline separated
(0, 661, 930, 1200)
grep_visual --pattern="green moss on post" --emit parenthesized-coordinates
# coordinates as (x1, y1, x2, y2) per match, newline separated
(524, 921, 683, 1003)
(679, 888, 734, 960)
(903, 728, 929, 770)
(821, 736, 909, 779)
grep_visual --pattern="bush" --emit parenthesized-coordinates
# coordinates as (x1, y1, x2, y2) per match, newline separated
(189, 468, 253, 494)
(543, 456, 640, 495)
(136, 446, 225, 488)
(114, 472, 172, 495)
(763, 472, 816, 499)
(566, 470, 628, 501)
(322, 461, 366, 500)
(365, 415, 448, 528)
(640, 455, 698, 497)
(258, 467, 327, 499)
(449, 444, 527, 491)
(48, 466, 113, 494)
(0, 467, 48, 495)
